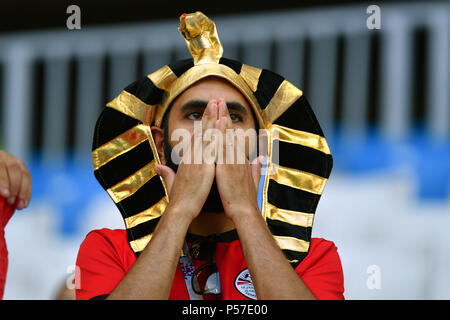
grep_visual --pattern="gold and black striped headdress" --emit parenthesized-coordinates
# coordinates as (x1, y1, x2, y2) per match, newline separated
(92, 12, 332, 268)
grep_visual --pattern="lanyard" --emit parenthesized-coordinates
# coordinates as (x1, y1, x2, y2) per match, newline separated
(180, 240, 203, 300)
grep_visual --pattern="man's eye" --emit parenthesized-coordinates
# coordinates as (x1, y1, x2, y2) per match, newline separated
(186, 112, 203, 121)
(230, 113, 243, 123)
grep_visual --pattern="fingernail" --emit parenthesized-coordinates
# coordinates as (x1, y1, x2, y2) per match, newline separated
(7, 197, 15, 205)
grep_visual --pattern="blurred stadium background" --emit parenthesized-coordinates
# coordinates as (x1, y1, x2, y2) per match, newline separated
(0, 0, 449, 299)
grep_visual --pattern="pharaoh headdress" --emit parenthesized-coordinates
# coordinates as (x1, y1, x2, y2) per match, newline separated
(92, 12, 333, 268)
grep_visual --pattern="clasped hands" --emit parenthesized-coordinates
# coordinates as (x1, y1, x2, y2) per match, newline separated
(154, 98, 264, 223)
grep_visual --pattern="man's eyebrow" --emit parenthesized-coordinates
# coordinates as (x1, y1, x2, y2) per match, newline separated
(180, 99, 248, 115)
(227, 102, 248, 115)
(180, 100, 208, 112)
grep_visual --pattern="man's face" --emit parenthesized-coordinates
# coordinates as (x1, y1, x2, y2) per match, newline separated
(161, 76, 258, 213)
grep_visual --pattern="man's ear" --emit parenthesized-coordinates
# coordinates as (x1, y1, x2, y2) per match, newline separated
(151, 126, 165, 165)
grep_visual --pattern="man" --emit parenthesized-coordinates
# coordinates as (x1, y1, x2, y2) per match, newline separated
(76, 12, 344, 300)
(0, 150, 32, 299)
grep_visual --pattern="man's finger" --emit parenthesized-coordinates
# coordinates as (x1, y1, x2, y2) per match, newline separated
(217, 99, 233, 129)
(6, 161, 22, 201)
(154, 164, 176, 195)
(202, 99, 218, 129)
(251, 155, 265, 191)
(201, 100, 220, 164)
(0, 160, 10, 198)
(17, 170, 32, 209)
(215, 116, 229, 164)
(218, 99, 243, 164)
(24, 171, 32, 207)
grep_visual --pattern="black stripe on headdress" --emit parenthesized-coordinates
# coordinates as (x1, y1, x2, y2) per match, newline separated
(117, 177, 166, 218)
(272, 140, 333, 179)
(127, 217, 161, 242)
(219, 57, 243, 74)
(273, 95, 325, 137)
(168, 58, 195, 77)
(124, 76, 165, 105)
(92, 108, 141, 150)
(267, 180, 321, 214)
(94, 141, 154, 190)
(282, 250, 309, 264)
(254, 69, 284, 109)
(266, 218, 312, 241)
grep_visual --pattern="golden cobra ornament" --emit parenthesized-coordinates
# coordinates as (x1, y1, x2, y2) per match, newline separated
(178, 11, 223, 65)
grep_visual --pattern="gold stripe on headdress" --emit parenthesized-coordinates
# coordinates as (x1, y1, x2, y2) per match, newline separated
(273, 235, 310, 253)
(92, 124, 151, 171)
(124, 196, 169, 229)
(148, 65, 178, 91)
(239, 64, 262, 92)
(265, 202, 314, 227)
(263, 80, 303, 124)
(107, 90, 155, 125)
(271, 124, 331, 155)
(106, 160, 157, 203)
(129, 234, 153, 253)
(269, 164, 328, 195)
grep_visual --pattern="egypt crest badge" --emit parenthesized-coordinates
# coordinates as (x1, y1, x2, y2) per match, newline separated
(234, 269, 257, 300)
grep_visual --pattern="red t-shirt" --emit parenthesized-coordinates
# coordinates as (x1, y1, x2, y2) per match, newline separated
(0, 197, 16, 300)
(75, 228, 345, 300)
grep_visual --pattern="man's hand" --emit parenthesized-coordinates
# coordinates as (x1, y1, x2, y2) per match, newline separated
(109, 101, 221, 300)
(154, 99, 218, 220)
(214, 99, 264, 222)
(0, 150, 32, 210)
(212, 101, 317, 299)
